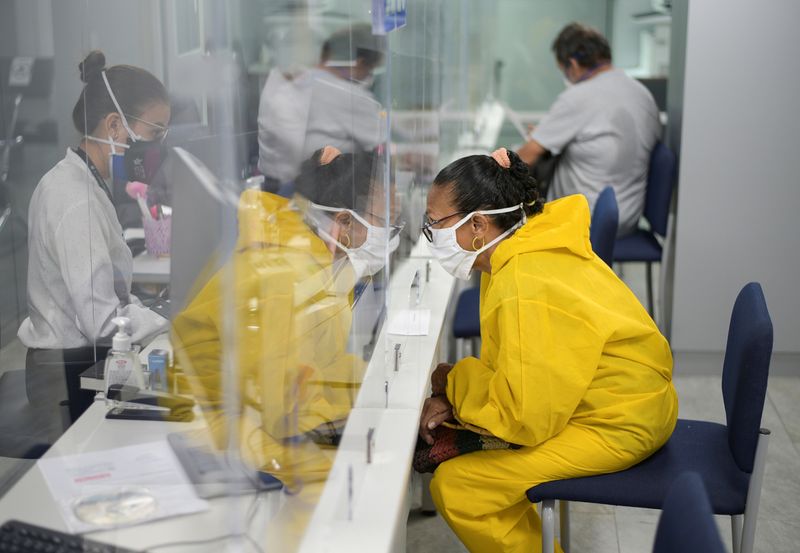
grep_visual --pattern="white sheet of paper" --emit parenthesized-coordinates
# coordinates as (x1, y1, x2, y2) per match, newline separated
(37, 441, 208, 533)
(387, 309, 431, 336)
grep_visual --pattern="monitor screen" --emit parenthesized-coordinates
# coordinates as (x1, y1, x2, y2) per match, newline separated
(168, 146, 239, 314)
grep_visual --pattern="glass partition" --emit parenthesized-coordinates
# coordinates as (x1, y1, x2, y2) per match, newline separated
(0, 1, 664, 550)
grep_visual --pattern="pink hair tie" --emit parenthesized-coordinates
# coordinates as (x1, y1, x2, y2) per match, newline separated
(319, 146, 342, 165)
(490, 148, 511, 169)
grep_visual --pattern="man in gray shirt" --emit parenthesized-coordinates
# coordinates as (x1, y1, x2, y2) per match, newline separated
(518, 23, 661, 236)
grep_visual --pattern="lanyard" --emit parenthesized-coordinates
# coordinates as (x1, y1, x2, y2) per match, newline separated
(73, 147, 114, 203)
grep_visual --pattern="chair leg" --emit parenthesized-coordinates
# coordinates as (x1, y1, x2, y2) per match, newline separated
(541, 499, 556, 553)
(559, 500, 570, 553)
(731, 515, 743, 553)
(420, 473, 437, 515)
(646, 262, 654, 316)
(469, 337, 481, 358)
(456, 338, 464, 361)
(740, 430, 771, 553)
(731, 515, 744, 553)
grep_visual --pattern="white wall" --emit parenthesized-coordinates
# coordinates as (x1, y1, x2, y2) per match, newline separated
(49, 0, 162, 151)
(610, 0, 653, 70)
(670, 0, 800, 357)
(14, 0, 54, 57)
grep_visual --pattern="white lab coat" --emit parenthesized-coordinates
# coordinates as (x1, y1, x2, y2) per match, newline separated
(18, 148, 167, 349)
(257, 68, 383, 183)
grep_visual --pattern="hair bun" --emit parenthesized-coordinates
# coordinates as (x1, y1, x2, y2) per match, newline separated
(505, 149, 530, 179)
(505, 148, 542, 206)
(79, 50, 106, 84)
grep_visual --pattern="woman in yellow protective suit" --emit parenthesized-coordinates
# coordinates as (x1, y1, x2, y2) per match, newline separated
(172, 147, 398, 491)
(419, 148, 678, 553)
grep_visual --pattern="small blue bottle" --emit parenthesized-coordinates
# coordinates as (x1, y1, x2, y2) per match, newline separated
(147, 349, 169, 392)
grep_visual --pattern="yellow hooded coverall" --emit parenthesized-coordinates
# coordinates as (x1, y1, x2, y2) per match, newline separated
(430, 195, 678, 553)
(172, 190, 365, 491)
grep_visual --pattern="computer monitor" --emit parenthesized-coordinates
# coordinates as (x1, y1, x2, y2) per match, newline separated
(168, 146, 239, 314)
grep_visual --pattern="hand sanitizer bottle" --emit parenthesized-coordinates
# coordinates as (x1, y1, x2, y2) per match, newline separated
(104, 317, 145, 400)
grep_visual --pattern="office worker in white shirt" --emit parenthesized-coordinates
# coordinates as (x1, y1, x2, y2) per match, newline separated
(257, 24, 385, 192)
(18, 50, 170, 424)
(518, 23, 661, 236)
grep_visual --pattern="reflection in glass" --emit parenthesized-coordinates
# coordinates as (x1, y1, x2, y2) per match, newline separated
(173, 147, 395, 495)
(257, 23, 385, 192)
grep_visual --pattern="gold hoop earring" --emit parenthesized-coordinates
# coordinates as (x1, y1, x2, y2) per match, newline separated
(341, 234, 351, 249)
(472, 236, 485, 251)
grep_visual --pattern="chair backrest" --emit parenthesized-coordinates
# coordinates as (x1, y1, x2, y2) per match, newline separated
(590, 186, 618, 266)
(653, 472, 727, 553)
(644, 142, 676, 237)
(722, 282, 773, 473)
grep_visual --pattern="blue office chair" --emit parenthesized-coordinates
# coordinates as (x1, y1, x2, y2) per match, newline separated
(613, 142, 676, 315)
(452, 286, 480, 358)
(527, 282, 773, 553)
(590, 187, 619, 267)
(653, 472, 727, 553)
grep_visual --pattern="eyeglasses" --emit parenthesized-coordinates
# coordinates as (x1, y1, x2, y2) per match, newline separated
(125, 113, 170, 142)
(366, 211, 406, 239)
(421, 212, 465, 243)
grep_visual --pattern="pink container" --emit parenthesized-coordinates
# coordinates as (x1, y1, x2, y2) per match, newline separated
(143, 216, 171, 257)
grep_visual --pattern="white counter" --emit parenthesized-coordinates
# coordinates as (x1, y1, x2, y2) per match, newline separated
(131, 251, 170, 285)
(0, 254, 457, 553)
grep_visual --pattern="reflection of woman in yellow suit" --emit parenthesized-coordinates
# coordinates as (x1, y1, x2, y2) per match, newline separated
(419, 149, 678, 553)
(172, 147, 397, 490)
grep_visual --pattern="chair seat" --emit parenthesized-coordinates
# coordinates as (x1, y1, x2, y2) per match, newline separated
(527, 419, 750, 515)
(452, 287, 480, 339)
(614, 229, 663, 262)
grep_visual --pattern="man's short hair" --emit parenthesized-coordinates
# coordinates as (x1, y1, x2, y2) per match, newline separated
(321, 23, 385, 67)
(552, 22, 612, 69)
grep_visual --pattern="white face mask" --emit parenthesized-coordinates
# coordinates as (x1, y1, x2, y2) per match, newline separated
(426, 205, 526, 280)
(310, 203, 402, 280)
(356, 74, 375, 89)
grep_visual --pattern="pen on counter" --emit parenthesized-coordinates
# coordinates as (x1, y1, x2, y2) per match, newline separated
(366, 427, 375, 464)
(348, 464, 354, 521)
(394, 343, 401, 372)
(410, 270, 421, 307)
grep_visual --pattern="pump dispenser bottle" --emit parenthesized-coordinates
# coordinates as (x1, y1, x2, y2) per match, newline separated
(103, 317, 145, 397)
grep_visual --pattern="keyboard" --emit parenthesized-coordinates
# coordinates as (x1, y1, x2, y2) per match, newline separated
(0, 519, 142, 552)
(167, 431, 282, 499)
